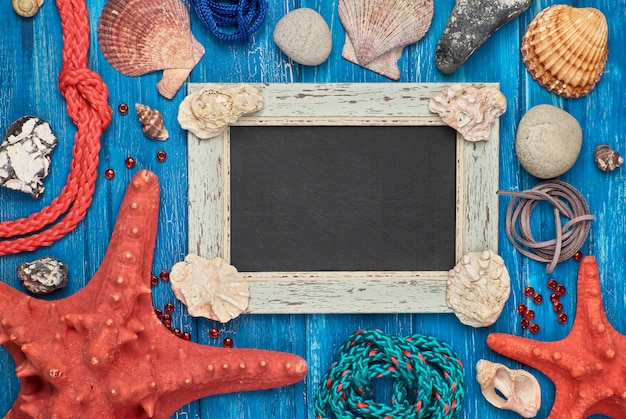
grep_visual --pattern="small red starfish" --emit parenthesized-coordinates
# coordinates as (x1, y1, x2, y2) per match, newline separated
(0, 170, 307, 418)
(487, 256, 626, 419)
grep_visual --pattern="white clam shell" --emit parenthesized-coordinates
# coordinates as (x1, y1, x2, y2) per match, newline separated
(429, 84, 507, 142)
(476, 360, 541, 418)
(177, 84, 263, 139)
(446, 250, 510, 327)
(170, 254, 249, 323)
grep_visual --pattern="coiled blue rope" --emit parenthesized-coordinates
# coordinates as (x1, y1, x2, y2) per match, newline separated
(189, 0, 267, 42)
(314, 329, 466, 419)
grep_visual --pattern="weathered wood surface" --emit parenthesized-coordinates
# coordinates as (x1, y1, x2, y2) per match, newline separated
(0, 1, 623, 418)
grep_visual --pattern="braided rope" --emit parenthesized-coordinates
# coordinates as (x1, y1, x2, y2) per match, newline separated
(498, 180, 594, 274)
(190, 0, 267, 42)
(314, 329, 465, 419)
(0, 0, 111, 255)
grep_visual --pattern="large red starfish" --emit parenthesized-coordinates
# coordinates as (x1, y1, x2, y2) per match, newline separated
(0, 170, 307, 419)
(487, 256, 626, 419)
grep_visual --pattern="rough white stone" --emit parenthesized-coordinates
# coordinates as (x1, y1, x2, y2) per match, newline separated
(273, 8, 332, 66)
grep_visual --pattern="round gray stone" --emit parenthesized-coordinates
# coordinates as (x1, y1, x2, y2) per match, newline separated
(273, 8, 332, 66)
(515, 104, 583, 179)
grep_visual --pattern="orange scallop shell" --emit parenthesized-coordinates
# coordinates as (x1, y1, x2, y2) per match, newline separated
(98, 0, 205, 99)
(521, 5, 608, 99)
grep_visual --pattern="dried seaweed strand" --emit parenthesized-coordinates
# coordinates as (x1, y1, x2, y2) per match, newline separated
(498, 181, 594, 274)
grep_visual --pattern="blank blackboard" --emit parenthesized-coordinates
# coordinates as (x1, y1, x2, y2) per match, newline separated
(229, 125, 457, 272)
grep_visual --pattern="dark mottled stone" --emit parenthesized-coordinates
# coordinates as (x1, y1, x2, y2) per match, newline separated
(435, 0, 533, 74)
(18, 256, 68, 294)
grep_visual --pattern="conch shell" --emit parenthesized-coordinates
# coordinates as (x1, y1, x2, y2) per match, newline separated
(446, 250, 510, 327)
(476, 360, 541, 418)
(594, 144, 623, 172)
(170, 254, 249, 323)
(135, 104, 168, 141)
(98, 0, 205, 99)
(521, 5, 608, 99)
(429, 84, 507, 142)
(12, 0, 44, 17)
(338, 0, 434, 80)
(178, 84, 263, 139)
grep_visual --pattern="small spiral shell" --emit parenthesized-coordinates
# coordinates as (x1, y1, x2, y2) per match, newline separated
(12, 0, 44, 17)
(594, 144, 624, 172)
(135, 104, 169, 141)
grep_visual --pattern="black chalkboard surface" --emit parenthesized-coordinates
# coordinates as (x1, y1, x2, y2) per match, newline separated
(230, 125, 457, 272)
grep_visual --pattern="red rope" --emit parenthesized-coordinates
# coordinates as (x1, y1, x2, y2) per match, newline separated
(0, 0, 111, 255)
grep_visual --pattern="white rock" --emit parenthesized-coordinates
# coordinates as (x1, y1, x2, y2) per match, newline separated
(515, 104, 582, 179)
(273, 8, 332, 66)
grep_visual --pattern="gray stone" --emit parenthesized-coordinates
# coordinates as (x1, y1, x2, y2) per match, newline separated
(273, 8, 332, 66)
(435, 0, 533, 74)
(18, 256, 68, 294)
(515, 105, 582, 179)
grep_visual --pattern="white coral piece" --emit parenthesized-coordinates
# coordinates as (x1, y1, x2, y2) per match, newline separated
(429, 84, 507, 142)
(177, 84, 263, 139)
(170, 254, 249, 323)
(446, 249, 510, 327)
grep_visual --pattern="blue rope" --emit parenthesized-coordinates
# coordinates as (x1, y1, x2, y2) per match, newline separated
(314, 329, 466, 419)
(189, 0, 267, 42)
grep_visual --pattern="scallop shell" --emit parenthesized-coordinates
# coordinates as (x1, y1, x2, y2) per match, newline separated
(170, 254, 249, 323)
(594, 144, 624, 172)
(521, 5, 608, 99)
(135, 104, 169, 141)
(338, 0, 433, 79)
(98, 0, 205, 99)
(12, 0, 44, 17)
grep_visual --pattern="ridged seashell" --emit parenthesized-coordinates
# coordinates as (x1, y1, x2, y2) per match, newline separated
(594, 144, 624, 172)
(338, 0, 434, 80)
(18, 256, 68, 294)
(446, 250, 510, 328)
(429, 84, 507, 142)
(0, 116, 57, 198)
(178, 84, 264, 139)
(12, 0, 44, 17)
(98, 0, 205, 99)
(135, 104, 169, 141)
(521, 5, 608, 99)
(476, 360, 541, 418)
(170, 254, 249, 323)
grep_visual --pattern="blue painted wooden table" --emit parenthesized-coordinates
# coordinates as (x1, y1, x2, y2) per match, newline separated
(0, 0, 623, 418)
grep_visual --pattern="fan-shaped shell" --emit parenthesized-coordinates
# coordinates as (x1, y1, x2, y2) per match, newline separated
(521, 5, 608, 99)
(98, 0, 205, 99)
(338, 0, 434, 66)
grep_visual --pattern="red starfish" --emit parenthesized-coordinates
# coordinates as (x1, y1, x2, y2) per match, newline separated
(0, 170, 307, 419)
(487, 256, 626, 419)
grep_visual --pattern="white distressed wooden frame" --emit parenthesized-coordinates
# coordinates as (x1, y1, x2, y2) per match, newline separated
(187, 83, 499, 314)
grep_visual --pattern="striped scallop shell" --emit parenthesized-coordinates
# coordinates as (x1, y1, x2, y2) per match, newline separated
(98, 0, 204, 99)
(338, 0, 434, 66)
(521, 5, 608, 99)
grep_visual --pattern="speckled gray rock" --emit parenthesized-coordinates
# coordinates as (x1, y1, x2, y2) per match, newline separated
(435, 0, 533, 74)
(273, 8, 332, 66)
(18, 256, 68, 294)
(515, 105, 582, 179)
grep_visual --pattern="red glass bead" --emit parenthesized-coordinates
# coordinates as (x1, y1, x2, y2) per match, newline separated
(573, 251, 583, 262)
(547, 278, 558, 290)
(159, 270, 170, 282)
(520, 318, 530, 329)
(558, 313, 568, 324)
(524, 286, 535, 297)
(164, 302, 175, 314)
(154, 308, 163, 320)
(162, 313, 172, 323)
(117, 103, 129, 115)
(163, 318, 172, 327)
(156, 150, 167, 162)
(150, 274, 158, 286)
(550, 292, 560, 303)
(553, 301, 564, 313)
(529, 323, 540, 334)
(209, 327, 220, 339)
(182, 331, 192, 340)
(524, 309, 535, 320)
(556, 284, 566, 296)
(104, 168, 115, 180)
(533, 293, 543, 304)
(125, 156, 136, 169)
(223, 337, 234, 348)
(517, 303, 527, 315)
(173, 328, 182, 338)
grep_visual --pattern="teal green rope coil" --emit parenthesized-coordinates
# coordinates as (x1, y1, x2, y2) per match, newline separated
(314, 329, 465, 419)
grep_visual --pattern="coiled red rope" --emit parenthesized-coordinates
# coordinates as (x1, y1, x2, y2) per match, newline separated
(0, 0, 111, 255)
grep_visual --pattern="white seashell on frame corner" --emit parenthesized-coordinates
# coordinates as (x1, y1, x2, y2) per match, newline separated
(178, 84, 263, 139)
(170, 254, 249, 323)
